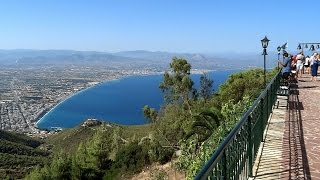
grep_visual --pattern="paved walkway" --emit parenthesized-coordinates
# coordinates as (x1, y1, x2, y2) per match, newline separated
(253, 73, 320, 180)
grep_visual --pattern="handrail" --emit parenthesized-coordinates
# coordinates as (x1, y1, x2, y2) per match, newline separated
(195, 70, 282, 180)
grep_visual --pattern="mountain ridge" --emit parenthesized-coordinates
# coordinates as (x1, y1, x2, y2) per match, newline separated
(0, 49, 279, 69)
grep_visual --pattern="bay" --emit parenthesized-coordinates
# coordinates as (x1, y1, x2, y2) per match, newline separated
(36, 69, 239, 130)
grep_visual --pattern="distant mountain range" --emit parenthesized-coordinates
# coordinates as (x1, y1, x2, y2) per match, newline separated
(0, 49, 279, 69)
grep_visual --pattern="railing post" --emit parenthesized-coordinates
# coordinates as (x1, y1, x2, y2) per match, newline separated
(266, 90, 269, 123)
(222, 151, 227, 180)
(247, 115, 253, 177)
(260, 98, 264, 142)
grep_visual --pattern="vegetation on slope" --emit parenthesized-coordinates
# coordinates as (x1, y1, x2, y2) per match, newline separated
(0, 130, 49, 179)
(45, 123, 152, 155)
(24, 57, 278, 179)
(0, 130, 42, 148)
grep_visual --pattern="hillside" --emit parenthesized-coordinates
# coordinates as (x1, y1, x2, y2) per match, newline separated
(45, 121, 152, 155)
(0, 130, 49, 179)
(0, 122, 153, 179)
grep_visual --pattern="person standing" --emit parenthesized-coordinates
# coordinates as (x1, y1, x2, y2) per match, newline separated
(291, 54, 297, 80)
(304, 55, 310, 74)
(296, 51, 305, 78)
(278, 52, 292, 81)
(311, 52, 319, 81)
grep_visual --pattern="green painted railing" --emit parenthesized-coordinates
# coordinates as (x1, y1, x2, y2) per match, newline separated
(195, 71, 282, 180)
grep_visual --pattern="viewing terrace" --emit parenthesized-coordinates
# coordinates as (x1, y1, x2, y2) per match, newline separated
(195, 71, 320, 179)
(253, 73, 320, 179)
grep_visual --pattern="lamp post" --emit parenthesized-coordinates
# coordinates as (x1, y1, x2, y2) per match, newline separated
(297, 43, 320, 51)
(277, 46, 281, 69)
(261, 36, 270, 86)
(310, 45, 315, 51)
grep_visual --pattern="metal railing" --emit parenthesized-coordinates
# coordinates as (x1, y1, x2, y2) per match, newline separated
(195, 71, 282, 180)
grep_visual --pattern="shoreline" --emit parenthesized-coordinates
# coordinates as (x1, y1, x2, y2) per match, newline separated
(35, 72, 159, 129)
(35, 68, 234, 130)
(35, 81, 109, 128)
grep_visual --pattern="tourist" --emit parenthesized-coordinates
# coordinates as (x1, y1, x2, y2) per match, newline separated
(310, 52, 319, 81)
(291, 54, 297, 81)
(310, 53, 315, 76)
(278, 52, 292, 81)
(296, 51, 305, 78)
(304, 55, 310, 74)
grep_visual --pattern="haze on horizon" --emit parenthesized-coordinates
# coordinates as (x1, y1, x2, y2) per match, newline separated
(1, 0, 320, 54)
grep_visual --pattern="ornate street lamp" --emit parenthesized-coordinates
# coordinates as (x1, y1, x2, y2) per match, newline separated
(310, 45, 315, 51)
(297, 44, 302, 50)
(277, 46, 281, 69)
(261, 36, 270, 86)
(297, 43, 320, 51)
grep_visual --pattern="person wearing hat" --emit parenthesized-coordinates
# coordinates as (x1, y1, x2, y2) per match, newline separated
(278, 52, 292, 81)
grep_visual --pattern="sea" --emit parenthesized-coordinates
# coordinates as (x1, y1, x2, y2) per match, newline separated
(36, 69, 240, 130)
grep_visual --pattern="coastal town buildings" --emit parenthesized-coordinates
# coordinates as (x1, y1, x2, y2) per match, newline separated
(0, 64, 157, 137)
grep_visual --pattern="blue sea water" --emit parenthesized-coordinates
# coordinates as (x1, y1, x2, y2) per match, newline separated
(36, 69, 239, 130)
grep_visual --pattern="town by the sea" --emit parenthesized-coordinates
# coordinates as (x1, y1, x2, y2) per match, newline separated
(36, 69, 239, 130)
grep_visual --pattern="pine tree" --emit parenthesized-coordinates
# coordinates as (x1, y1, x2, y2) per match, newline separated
(50, 151, 72, 179)
(199, 73, 213, 102)
(159, 57, 194, 104)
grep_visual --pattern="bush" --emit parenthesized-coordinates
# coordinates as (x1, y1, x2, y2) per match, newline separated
(113, 141, 150, 173)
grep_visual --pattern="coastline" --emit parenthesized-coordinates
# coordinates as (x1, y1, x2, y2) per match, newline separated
(34, 68, 236, 130)
(35, 80, 113, 128)
(34, 72, 157, 129)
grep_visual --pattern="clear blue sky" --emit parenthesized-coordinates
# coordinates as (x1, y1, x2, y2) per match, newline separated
(0, 0, 319, 53)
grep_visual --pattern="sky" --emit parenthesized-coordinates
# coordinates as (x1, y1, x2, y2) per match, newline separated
(1, 0, 320, 54)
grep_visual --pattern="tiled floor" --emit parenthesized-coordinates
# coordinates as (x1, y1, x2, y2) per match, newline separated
(254, 74, 320, 180)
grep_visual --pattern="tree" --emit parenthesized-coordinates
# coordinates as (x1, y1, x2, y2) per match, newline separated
(24, 165, 48, 180)
(218, 69, 265, 105)
(71, 127, 113, 179)
(143, 105, 158, 122)
(199, 73, 213, 102)
(221, 95, 252, 131)
(50, 151, 72, 180)
(185, 108, 222, 144)
(87, 127, 112, 171)
(72, 142, 97, 179)
(159, 57, 193, 104)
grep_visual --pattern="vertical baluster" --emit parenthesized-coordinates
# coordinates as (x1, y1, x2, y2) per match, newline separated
(233, 139, 236, 180)
(214, 163, 218, 179)
(232, 143, 235, 180)
(226, 147, 229, 179)
(247, 115, 253, 177)
(241, 129, 245, 179)
(229, 144, 232, 180)
(266, 90, 269, 131)
(236, 135, 239, 180)
(222, 151, 227, 180)
(267, 88, 270, 115)
(236, 136, 239, 180)
(209, 167, 214, 180)
(260, 98, 264, 142)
